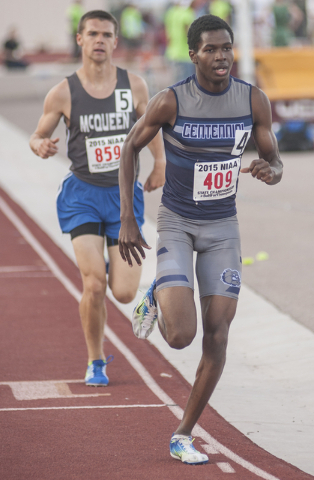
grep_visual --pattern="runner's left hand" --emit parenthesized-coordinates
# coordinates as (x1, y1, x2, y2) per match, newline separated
(144, 163, 165, 192)
(241, 159, 275, 184)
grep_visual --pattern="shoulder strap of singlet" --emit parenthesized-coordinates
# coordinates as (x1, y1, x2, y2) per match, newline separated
(66, 72, 82, 94)
(67, 69, 131, 91)
(116, 67, 131, 88)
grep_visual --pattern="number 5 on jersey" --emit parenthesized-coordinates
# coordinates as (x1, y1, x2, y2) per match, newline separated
(115, 89, 133, 113)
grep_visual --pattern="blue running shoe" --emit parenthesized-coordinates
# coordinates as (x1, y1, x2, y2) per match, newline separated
(132, 279, 157, 339)
(170, 434, 209, 465)
(85, 356, 114, 386)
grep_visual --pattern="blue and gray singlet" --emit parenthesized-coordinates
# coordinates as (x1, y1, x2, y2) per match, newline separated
(162, 74, 253, 220)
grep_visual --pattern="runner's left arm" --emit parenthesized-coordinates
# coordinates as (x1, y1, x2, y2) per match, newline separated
(129, 73, 166, 192)
(240, 86, 283, 185)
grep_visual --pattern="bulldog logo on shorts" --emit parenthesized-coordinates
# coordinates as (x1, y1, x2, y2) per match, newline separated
(220, 268, 241, 295)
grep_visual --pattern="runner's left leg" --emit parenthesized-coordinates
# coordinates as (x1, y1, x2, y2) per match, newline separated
(107, 244, 142, 304)
(174, 294, 237, 436)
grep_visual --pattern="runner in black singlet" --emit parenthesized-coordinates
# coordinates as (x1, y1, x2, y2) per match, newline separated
(30, 11, 166, 386)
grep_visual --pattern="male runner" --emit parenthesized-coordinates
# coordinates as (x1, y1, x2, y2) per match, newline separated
(29, 10, 165, 386)
(118, 15, 283, 464)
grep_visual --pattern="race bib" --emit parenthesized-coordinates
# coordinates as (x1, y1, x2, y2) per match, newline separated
(193, 158, 241, 201)
(86, 134, 126, 173)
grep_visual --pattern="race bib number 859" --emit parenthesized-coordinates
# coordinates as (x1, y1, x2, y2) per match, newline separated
(86, 134, 126, 173)
(193, 158, 241, 201)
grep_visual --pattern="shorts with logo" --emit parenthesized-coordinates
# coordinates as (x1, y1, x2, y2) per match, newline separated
(56, 173, 144, 241)
(156, 204, 242, 299)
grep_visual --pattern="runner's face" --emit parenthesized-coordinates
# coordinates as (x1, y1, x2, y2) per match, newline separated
(77, 19, 117, 62)
(190, 29, 234, 90)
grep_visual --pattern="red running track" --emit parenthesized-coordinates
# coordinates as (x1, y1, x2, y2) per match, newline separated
(0, 186, 312, 480)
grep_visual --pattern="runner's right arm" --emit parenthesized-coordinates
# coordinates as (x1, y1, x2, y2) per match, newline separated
(119, 88, 176, 266)
(29, 80, 70, 159)
(128, 72, 166, 192)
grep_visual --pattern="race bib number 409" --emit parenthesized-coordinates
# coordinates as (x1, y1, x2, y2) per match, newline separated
(193, 158, 240, 201)
(86, 134, 126, 173)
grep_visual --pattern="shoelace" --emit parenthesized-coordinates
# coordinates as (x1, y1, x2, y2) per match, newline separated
(93, 356, 114, 373)
(104, 355, 114, 365)
(173, 437, 197, 454)
(142, 297, 157, 326)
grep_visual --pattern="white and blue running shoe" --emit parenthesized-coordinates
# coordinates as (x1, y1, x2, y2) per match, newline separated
(132, 279, 157, 339)
(170, 434, 209, 465)
(85, 356, 114, 386)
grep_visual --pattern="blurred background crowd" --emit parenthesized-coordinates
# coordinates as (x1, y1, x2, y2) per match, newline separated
(1, 0, 313, 67)
(1, 0, 314, 151)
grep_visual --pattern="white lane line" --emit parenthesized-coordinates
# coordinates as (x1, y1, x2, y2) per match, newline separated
(0, 380, 85, 385)
(217, 463, 236, 473)
(5, 380, 112, 400)
(201, 443, 220, 454)
(0, 266, 49, 272)
(0, 197, 82, 302)
(0, 272, 54, 278)
(106, 329, 280, 480)
(0, 196, 281, 480)
(0, 404, 167, 412)
(0, 264, 54, 278)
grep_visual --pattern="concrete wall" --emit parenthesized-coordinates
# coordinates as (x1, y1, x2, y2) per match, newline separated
(0, 0, 110, 53)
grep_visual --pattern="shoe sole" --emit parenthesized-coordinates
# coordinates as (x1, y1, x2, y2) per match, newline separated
(85, 382, 109, 387)
(170, 453, 208, 465)
(132, 314, 157, 340)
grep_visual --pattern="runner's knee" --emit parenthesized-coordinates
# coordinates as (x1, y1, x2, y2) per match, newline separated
(82, 273, 107, 300)
(111, 285, 137, 304)
(168, 331, 195, 349)
(164, 321, 196, 349)
(203, 322, 229, 357)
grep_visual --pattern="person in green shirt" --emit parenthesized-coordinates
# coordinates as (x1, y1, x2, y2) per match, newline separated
(120, 4, 144, 62)
(209, 0, 232, 23)
(164, 0, 196, 82)
(67, 0, 84, 59)
(271, 0, 304, 47)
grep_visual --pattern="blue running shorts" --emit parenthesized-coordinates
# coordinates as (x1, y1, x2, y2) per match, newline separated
(56, 173, 144, 240)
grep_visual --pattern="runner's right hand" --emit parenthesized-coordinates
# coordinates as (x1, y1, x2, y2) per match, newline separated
(119, 217, 151, 267)
(36, 137, 59, 159)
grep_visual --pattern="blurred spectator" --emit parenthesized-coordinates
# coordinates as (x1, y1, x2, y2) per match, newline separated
(155, 22, 167, 55)
(67, 0, 84, 60)
(306, 0, 314, 42)
(120, 3, 144, 62)
(272, 0, 293, 46)
(252, 1, 274, 48)
(209, 0, 232, 23)
(290, 0, 306, 40)
(2, 27, 29, 69)
(164, 0, 197, 83)
(271, 0, 304, 46)
(194, 0, 210, 16)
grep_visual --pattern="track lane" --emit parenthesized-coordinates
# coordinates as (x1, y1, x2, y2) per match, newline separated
(0, 187, 312, 480)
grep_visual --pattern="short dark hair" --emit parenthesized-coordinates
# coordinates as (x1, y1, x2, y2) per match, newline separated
(77, 10, 119, 36)
(188, 14, 234, 52)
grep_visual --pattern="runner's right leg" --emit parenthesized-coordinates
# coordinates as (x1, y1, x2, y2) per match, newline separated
(72, 234, 110, 384)
(156, 286, 197, 349)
